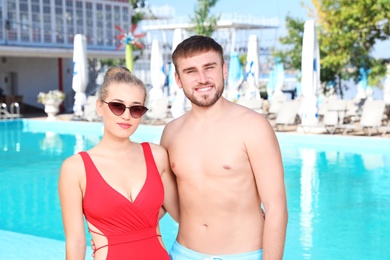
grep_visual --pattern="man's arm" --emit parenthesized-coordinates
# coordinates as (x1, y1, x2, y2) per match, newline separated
(245, 114, 288, 260)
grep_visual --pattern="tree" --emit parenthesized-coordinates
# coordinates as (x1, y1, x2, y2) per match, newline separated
(275, 1, 390, 97)
(273, 15, 305, 71)
(311, 0, 390, 95)
(190, 0, 220, 36)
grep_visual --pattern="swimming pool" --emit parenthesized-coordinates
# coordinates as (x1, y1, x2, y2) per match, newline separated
(1, 119, 389, 259)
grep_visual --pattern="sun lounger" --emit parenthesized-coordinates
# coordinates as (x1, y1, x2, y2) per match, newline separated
(335, 99, 386, 136)
(145, 97, 170, 124)
(272, 100, 301, 131)
(84, 95, 101, 122)
(300, 99, 347, 134)
(379, 121, 390, 137)
(264, 95, 287, 119)
(237, 96, 263, 113)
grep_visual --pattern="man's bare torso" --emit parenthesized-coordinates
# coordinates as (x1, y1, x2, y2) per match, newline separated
(162, 101, 265, 254)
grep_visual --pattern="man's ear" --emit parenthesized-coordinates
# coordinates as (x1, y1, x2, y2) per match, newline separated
(223, 62, 228, 81)
(174, 72, 183, 89)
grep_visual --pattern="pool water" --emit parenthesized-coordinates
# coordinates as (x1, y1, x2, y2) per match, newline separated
(1, 119, 389, 259)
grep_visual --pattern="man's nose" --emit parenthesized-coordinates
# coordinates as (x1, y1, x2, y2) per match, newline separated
(197, 70, 208, 83)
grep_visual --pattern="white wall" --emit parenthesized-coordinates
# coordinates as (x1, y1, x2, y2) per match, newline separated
(0, 57, 73, 109)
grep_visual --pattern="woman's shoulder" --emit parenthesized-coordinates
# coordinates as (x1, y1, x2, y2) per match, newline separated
(145, 142, 168, 156)
(61, 152, 84, 172)
(145, 142, 169, 170)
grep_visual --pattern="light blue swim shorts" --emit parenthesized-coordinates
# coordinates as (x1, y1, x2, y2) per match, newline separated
(169, 241, 263, 260)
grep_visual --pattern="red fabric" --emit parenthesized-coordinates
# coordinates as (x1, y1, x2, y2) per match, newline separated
(81, 142, 169, 259)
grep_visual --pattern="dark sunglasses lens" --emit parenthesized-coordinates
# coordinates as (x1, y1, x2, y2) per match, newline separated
(130, 106, 148, 118)
(108, 102, 126, 115)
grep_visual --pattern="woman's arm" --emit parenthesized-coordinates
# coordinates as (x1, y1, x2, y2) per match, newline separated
(58, 155, 86, 260)
(150, 143, 180, 223)
(161, 161, 180, 222)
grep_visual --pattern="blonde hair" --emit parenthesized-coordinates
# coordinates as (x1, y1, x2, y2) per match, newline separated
(97, 67, 147, 102)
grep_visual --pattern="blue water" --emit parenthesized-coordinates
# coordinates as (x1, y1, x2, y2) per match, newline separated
(1, 119, 390, 259)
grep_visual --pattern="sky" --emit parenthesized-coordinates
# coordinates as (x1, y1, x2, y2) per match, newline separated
(147, 0, 313, 45)
(147, 0, 313, 21)
(146, 0, 389, 58)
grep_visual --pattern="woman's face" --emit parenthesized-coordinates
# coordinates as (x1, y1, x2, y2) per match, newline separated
(97, 82, 146, 139)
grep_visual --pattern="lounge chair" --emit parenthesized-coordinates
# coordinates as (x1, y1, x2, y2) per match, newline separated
(237, 96, 263, 113)
(317, 95, 338, 121)
(335, 99, 386, 135)
(264, 95, 287, 119)
(300, 99, 347, 134)
(145, 97, 170, 124)
(84, 95, 101, 122)
(379, 121, 390, 137)
(321, 99, 348, 133)
(272, 100, 301, 131)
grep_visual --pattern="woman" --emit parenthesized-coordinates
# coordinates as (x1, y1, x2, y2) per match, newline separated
(59, 67, 179, 259)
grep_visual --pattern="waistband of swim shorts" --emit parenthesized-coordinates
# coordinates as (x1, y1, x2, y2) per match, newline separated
(170, 240, 263, 260)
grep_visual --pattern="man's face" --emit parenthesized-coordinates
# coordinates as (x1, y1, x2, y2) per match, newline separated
(174, 51, 227, 107)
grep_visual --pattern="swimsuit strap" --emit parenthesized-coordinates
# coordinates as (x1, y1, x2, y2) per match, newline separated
(88, 228, 109, 253)
(88, 227, 162, 254)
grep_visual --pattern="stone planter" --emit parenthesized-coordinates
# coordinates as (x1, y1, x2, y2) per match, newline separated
(43, 100, 62, 120)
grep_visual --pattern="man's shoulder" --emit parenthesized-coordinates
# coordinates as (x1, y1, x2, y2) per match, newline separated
(229, 102, 268, 123)
(164, 114, 187, 132)
(161, 115, 186, 145)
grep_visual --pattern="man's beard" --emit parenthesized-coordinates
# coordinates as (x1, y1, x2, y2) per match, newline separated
(183, 84, 224, 107)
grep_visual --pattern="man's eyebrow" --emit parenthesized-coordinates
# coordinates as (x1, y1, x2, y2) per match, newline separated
(182, 62, 218, 73)
(182, 66, 196, 73)
(204, 62, 217, 67)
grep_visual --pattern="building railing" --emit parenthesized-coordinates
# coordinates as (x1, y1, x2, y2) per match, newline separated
(142, 14, 279, 29)
(0, 0, 132, 50)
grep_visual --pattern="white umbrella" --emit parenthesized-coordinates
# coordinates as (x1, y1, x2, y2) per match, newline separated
(72, 34, 89, 118)
(170, 29, 187, 118)
(169, 29, 184, 98)
(244, 34, 261, 100)
(355, 67, 369, 100)
(272, 57, 285, 98)
(227, 51, 244, 101)
(384, 64, 390, 105)
(299, 20, 320, 125)
(149, 39, 165, 102)
(266, 69, 275, 99)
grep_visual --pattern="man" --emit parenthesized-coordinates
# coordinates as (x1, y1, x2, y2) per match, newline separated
(161, 35, 288, 259)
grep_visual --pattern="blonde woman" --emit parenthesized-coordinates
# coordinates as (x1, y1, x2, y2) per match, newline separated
(59, 67, 179, 259)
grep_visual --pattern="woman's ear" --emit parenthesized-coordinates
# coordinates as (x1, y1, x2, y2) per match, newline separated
(95, 99, 103, 117)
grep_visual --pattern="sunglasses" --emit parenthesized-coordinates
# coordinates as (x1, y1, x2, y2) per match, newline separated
(102, 101, 148, 118)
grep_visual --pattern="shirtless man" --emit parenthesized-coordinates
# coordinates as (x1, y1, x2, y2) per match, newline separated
(161, 35, 288, 259)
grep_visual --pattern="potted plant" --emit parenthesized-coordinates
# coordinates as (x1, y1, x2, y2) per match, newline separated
(37, 90, 65, 120)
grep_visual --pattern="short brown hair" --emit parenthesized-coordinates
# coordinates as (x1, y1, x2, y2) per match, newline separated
(172, 35, 224, 73)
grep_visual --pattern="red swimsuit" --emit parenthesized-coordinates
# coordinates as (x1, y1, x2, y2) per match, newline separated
(80, 142, 169, 259)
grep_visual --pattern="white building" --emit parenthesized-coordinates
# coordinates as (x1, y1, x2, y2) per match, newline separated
(0, 1, 281, 114)
(0, 0, 133, 113)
